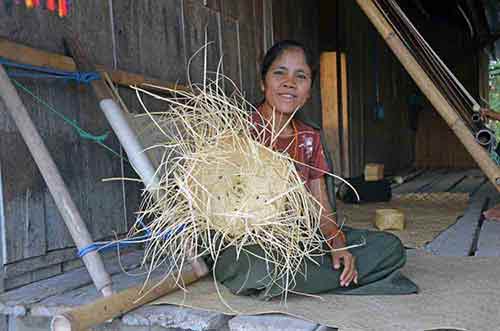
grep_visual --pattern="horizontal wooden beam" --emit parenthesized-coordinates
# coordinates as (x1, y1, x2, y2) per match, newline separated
(0, 38, 188, 92)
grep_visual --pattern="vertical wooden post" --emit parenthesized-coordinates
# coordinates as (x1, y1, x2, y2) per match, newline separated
(0, 65, 113, 296)
(355, 0, 500, 191)
(340, 52, 350, 178)
(320, 52, 342, 174)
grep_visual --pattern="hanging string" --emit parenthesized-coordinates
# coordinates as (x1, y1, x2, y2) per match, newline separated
(11, 79, 128, 161)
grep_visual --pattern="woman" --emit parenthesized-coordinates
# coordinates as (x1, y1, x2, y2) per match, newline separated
(212, 40, 418, 298)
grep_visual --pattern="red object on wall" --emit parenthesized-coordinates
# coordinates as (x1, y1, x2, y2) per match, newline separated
(58, 0, 67, 17)
(46, 0, 56, 11)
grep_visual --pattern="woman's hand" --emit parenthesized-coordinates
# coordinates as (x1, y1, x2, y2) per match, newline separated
(309, 177, 359, 287)
(328, 234, 358, 287)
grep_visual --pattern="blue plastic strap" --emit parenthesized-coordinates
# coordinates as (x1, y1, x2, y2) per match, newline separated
(1, 57, 100, 84)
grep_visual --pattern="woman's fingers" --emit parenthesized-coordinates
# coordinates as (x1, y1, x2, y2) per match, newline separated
(331, 251, 358, 287)
(332, 252, 341, 270)
(340, 254, 356, 286)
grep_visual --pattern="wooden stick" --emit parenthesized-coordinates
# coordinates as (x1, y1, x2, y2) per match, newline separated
(0, 37, 188, 92)
(320, 52, 342, 174)
(340, 53, 350, 178)
(51, 263, 209, 331)
(355, 0, 500, 191)
(0, 64, 113, 296)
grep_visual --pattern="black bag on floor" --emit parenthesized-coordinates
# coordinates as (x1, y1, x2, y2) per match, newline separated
(338, 176, 391, 203)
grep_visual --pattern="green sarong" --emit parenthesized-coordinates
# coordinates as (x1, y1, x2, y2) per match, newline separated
(207, 227, 418, 298)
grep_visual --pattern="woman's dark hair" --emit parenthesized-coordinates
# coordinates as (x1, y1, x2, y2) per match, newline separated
(260, 40, 317, 85)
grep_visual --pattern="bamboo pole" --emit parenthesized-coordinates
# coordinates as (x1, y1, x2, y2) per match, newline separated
(0, 64, 113, 296)
(355, 0, 500, 191)
(320, 52, 342, 175)
(51, 263, 208, 331)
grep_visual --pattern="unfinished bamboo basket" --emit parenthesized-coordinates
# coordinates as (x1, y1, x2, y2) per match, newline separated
(125, 73, 359, 298)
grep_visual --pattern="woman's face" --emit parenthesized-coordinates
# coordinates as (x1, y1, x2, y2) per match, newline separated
(261, 47, 312, 115)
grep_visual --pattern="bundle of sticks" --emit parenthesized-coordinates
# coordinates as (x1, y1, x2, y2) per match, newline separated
(373, 0, 495, 149)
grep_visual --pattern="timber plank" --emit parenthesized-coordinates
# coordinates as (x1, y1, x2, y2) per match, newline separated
(238, 23, 260, 104)
(419, 170, 466, 192)
(220, 16, 242, 92)
(320, 52, 341, 175)
(0, 251, 143, 315)
(5, 264, 62, 291)
(392, 169, 447, 194)
(0, 82, 47, 263)
(252, 0, 265, 68)
(183, 0, 222, 86)
(113, 0, 187, 85)
(41, 82, 84, 251)
(450, 175, 486, 194)
(3, 248, 75, 278)
(425, 181, 495, 256)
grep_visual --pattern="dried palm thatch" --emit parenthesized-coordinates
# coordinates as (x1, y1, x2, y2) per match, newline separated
(126, 71, 358, 298)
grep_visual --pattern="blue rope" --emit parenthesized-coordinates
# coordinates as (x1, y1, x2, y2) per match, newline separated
(1, 57, 100, 84)
(77, 220, 187, 258)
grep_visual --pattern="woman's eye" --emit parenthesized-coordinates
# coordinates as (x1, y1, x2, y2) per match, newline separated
(296, 74, 307, 80)
(273, 70, 285, 75)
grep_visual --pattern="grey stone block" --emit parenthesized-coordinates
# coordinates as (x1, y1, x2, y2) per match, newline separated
(122, 305, 231, 331)
(8, 316, 50, 331)
(1, 315, 8, 331)
(228, 314, 318, 331)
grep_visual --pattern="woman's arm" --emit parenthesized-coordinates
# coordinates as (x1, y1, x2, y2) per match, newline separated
(309, 177, 358, 286)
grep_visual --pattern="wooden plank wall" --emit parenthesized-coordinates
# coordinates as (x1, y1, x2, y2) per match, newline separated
(0, 1, 130, 292)
(272, 0, 322, 128)
(411, 11, 483, 169)
(0, 0, 279, 290)
(329, 0, 416, 176)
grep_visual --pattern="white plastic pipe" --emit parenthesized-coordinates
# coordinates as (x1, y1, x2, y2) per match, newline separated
(99, 99, 159, 190)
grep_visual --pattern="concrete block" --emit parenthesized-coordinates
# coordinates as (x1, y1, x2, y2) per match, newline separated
(123, 305, 231, 331)
(228, 314, 318, 331)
